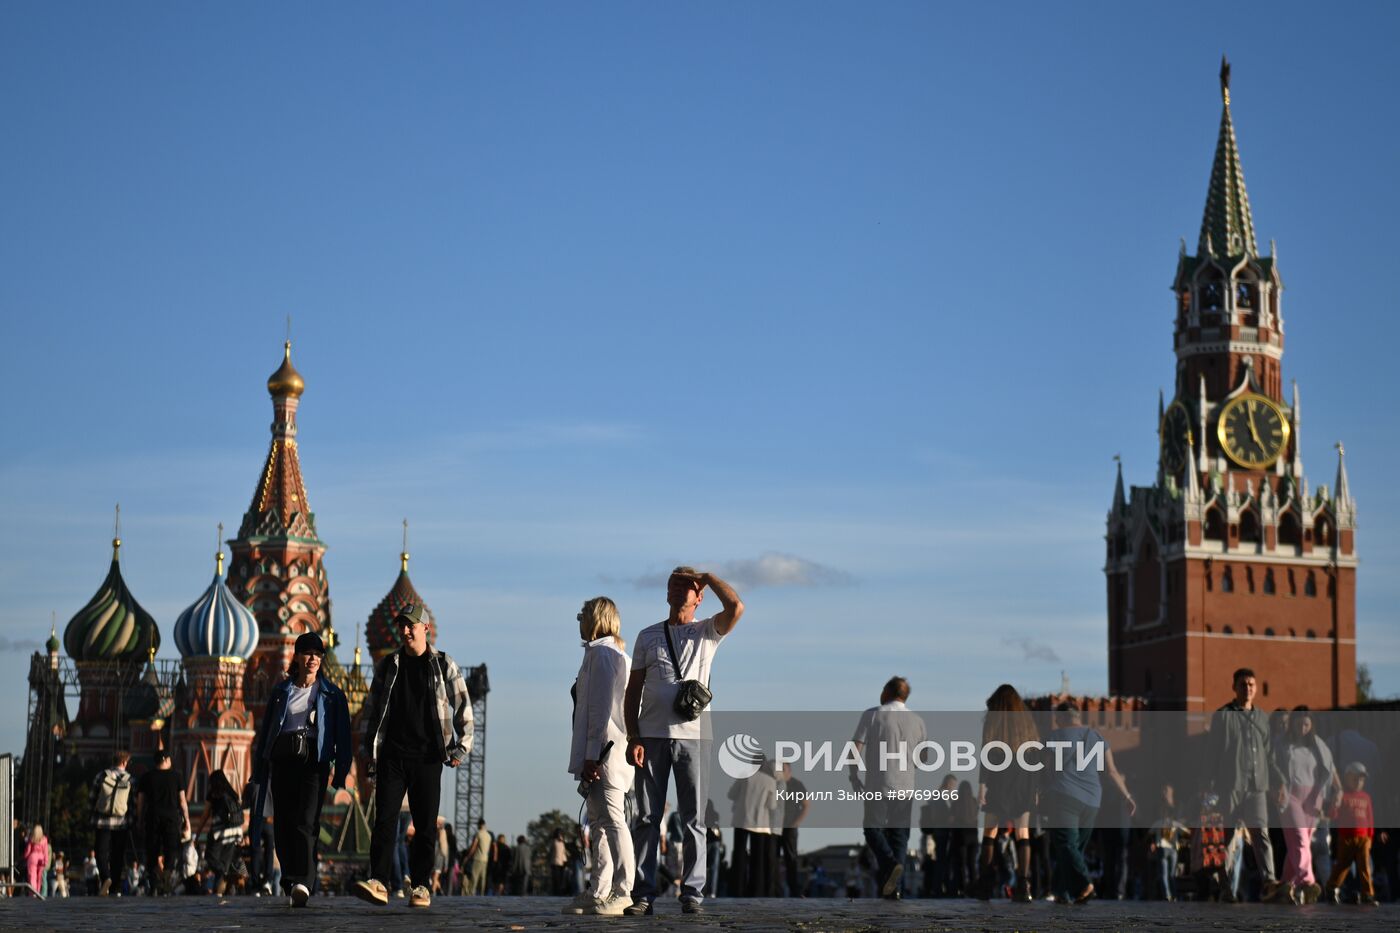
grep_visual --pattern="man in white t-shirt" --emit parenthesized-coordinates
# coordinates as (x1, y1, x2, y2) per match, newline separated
(850, 677, 926, 900)
(624, 567, 744, 915)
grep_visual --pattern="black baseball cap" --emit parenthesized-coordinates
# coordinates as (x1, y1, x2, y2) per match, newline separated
(294, 632, 326, 656)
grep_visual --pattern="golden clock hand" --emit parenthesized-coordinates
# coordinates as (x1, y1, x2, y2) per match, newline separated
(1247, 408, 1263, 447)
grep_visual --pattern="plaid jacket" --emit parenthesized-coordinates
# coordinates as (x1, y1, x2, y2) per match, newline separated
(363, 645, 474, 764)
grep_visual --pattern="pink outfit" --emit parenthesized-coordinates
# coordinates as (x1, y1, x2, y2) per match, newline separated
(24, 837, 50, 894)
(1282, 793, 1316, 886)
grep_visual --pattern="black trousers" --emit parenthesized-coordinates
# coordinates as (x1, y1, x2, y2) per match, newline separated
(94, 827, 129, 888)
(732, 829, 777, 897)
(143, 817, 182, 893)
(271, 756, 330, 892)
(371, 756, 442, 887)
(779, 828, 800, 896)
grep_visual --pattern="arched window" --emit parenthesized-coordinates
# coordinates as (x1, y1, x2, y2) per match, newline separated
(1205, 507, 1226, 542)
(1222, 567, 1234, 593)
(1305, 572, 1317, 597)
(1306, 630, 1317, 640)
(1287, 569, 1297, 597)
(1239, 510, 1261, 545)
(1245, 566, 1256, 593)
(1223, 624, 1234, 634)
(1278, 511, 1302, 552)
(1264, 627, 1275, 637)
(1263, 569, 1276, 594)
(1315, 517, 1334, 549)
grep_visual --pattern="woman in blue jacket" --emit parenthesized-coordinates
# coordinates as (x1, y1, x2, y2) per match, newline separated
(252, 631, 352, 907)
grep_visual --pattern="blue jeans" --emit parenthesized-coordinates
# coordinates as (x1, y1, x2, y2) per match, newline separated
(632, 738, 709, 901)
(1155, 844, 1178, 899)
(1045, 790, 1098, 899)
(862, 796, 912, 892)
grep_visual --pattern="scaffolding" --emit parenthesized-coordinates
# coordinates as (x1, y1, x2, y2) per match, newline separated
(456, 664, 490, 843)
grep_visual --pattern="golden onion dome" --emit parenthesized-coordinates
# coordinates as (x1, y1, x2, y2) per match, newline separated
(267, 341, 305, 398)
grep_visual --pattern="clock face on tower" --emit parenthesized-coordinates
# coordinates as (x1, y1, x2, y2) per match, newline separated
(1160, 400, 1193, 475)
(1216, 392, 1290, 469)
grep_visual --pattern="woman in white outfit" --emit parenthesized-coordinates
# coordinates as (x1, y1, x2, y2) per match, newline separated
(564, 596, 635, 916)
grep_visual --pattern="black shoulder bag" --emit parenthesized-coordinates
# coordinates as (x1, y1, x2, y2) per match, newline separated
(662, 623, 713, 722)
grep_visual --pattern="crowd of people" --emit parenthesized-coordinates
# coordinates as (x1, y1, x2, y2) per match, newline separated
(12, 568, 1396, 915)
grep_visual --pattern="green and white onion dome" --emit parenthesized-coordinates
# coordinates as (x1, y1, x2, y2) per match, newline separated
(64, 539, 161, 663)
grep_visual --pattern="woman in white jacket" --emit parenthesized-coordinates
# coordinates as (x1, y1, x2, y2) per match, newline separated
(565, 596, 634, 916)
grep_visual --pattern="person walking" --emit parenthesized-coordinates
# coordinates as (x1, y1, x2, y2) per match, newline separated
(548, 828, 569, 895)
(976, 684, 1040, 902)
(1276, 706, 1339, 904)
(198, 770, 247, 895)
(251, 631, 352, 908)
(1325, 762, 1379, 906)
(23, 826, 49, 897)
(563, 596, 634, 915)
(1042, 702, 1135, 904)
(82, 849, 100, 896)
(729, 761, 779, 897)
(625, 568, 744, 915)
(464, 819, 491, 895)
(510, 834, 533, 895)
(778, 763, 810, 897)
(1207, 668, 1289, 903)
(135, 748, 190, 895)
(91, 749, 134, 896)
(352, 603, 474, 911)
(851, 676, 927, 900)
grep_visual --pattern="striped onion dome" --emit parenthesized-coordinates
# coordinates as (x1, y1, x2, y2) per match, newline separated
(64, 539, 161, 663)
(365, 550, 437, 660)
(173, 549, 258, 660)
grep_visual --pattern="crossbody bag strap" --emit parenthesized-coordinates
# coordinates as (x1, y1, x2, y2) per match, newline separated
(662, 623, 687, 681)
(662, 623, 710, 688)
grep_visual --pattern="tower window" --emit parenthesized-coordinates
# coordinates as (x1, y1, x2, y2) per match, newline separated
(1222, 567, 1234, 593)
(1236, 281, 1255, 309)
(1204, 508, 1226, 542)
(1239, 510, 1261, 545)
(1263, 569, 1276, 595)
(1305, 572, 1317, 597)
(1279, 512, 1302, 551)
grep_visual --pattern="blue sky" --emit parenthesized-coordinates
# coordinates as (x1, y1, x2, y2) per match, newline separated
(3, 2, 1397, 842)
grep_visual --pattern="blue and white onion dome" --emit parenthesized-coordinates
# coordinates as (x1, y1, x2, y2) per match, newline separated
(174, 542, 259, 660)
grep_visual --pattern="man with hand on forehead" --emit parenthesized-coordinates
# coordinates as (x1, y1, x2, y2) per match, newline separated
(625, 566, 744, 915)
(353, 603, 473, 910)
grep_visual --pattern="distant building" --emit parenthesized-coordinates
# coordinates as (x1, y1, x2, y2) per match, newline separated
(1105, 60, 1358, 712)
(26, 341, 484, 861)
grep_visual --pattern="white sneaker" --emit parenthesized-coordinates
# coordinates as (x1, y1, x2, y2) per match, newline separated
(561, 891, 595, 914)
(585, 895, 628, 916)
(291, 883, 310, 908)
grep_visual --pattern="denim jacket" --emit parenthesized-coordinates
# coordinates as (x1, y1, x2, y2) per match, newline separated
(252, 673, 353, 789)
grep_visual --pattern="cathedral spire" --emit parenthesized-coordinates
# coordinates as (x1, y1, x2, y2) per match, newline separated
(1198, 56, 1258, 259)
(1335, 442, 1352, 508)
(236, 341, 320, 542)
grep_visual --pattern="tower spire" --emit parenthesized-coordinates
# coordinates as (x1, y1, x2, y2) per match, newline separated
(1112, 455, 1126, 514)
(112, 503, 122, 559)
(1335, 442, 1352, 507)
(401, 518, 410, 573)
(1198, 56, 1258, 259)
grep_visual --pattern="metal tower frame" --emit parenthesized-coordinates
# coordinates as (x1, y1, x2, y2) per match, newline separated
(455, 664, 489, 843)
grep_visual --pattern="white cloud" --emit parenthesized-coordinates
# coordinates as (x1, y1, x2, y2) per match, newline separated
(615, 552, 853, 591)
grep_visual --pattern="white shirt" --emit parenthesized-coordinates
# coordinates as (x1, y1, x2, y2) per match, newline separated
(632, 615, 725, 740)
(852, 700, 927, 793)
(729, 765, 778, 832)
(568, 638, 631, 777)
(281, 680, 319, 734)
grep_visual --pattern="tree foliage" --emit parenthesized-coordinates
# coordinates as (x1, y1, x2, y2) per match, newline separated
(526, 807, 581, 890)
(1357, 663, 1374, 704)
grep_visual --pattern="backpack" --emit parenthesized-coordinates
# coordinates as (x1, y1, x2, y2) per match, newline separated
(213, 792, 243, 828)
(93, 769, 132, 819)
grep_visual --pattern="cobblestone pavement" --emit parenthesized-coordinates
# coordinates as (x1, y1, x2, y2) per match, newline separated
(0, 895, 1395, 932)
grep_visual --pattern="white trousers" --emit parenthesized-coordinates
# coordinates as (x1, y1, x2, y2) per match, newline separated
(586, 754, 634, 900)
